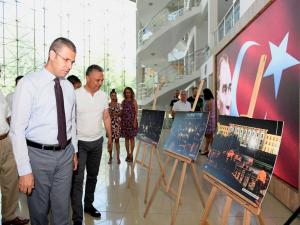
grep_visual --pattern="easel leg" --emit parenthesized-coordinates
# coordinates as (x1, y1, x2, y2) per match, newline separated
(221, 196, 232, 225)
(144, 157, 171, 218)
(156, 147, 167, 185)
(190, 163, 205, 207)
(170, 162, 187, 225)
(127, 141, 141, 188)
(144, 145, 154, 204)
(141, 143, 147, 166)
(257, 211, 265, 225)
(242, 209, 251, 225)
(166, 159, 179, 192)
(199, 186, 218, 225)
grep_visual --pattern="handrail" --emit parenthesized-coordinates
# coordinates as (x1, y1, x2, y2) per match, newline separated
(138, 0, 202, 47)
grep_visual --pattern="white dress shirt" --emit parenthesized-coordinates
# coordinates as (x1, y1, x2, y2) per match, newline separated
(6, 91, 14, 111)
(0, 90, 10, 135)
(76, 87, 108, 142)
(9, 68, 77, 176)
(172, 100, 191, 112)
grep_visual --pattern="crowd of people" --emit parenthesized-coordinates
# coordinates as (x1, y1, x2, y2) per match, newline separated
(0, 37, 138, 225)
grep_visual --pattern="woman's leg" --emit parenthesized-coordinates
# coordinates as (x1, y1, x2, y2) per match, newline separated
(115, 139, 120, 164)
(125, 138, 130, 161)
(108, 138, 113, 164)
(129, 138, 135, 161)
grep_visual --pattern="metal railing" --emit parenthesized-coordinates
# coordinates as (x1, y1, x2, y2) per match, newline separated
(138, 0, 201, 48)
(137, 48, 209, 102)
(213, 0, 240, 45)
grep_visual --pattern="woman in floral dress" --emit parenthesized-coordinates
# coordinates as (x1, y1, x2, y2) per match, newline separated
(121, 87, 138, 162)
(108, 89, 122, 164)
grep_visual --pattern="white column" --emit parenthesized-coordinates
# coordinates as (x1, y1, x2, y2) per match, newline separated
(208, 0, 218, 49)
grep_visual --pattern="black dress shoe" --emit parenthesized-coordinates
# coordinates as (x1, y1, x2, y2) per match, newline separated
(2, 217, 30, 225)
(73, 221, 82, 225)
(84, 205, 101, 218)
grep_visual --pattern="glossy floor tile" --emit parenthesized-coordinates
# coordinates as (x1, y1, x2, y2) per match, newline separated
(1, 129, 300, 225)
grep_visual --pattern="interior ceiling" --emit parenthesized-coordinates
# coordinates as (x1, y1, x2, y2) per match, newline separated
(137, 0, 170, 27)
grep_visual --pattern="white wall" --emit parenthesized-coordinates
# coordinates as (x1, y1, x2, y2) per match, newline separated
(239, 0, 255, 17)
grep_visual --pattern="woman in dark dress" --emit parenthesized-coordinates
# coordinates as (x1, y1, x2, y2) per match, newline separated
(108, 89, 122, 164)
(121, 87, 138, 162)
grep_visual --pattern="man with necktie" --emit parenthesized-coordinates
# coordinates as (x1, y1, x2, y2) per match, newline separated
(10, 37, 78, 225)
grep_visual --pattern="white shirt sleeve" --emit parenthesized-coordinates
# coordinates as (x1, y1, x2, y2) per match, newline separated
(9, 79, 33, 176)
(71, 96, 78, 153)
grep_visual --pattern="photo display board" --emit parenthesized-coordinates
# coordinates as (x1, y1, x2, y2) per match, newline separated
(163, 112, 209, 161)
(216, 0, 299, 188)
(204, 115, 283, 207)
(137, 109, 165, 145)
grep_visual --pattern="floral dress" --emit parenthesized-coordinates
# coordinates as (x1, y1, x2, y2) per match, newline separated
(121, 100, 138, 138)
(204, 99, 216, 135)
(109, 102, 122, 139)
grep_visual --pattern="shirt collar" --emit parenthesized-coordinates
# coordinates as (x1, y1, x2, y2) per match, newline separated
(43, 68, 66, 82)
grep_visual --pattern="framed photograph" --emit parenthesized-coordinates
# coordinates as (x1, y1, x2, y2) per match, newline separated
(204, 115, 283, 207)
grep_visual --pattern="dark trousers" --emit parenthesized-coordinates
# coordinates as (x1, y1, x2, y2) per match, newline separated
(71, 137, 103, 223)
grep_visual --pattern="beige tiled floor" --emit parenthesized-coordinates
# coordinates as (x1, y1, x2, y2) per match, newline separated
(1, 129, 300, 225)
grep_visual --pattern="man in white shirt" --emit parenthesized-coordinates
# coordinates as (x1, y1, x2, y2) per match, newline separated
(71, 65, 112, 225)
(5, 75, 23, 111)
(10, 37, 78, 225)
(0, 90, 29, 225)
(172, 90, 191, 117)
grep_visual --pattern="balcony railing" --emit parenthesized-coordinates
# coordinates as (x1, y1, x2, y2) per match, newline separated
(137, 48, 209, 103)
(214, 0, 240, 45)
(138, 0, 201, 48)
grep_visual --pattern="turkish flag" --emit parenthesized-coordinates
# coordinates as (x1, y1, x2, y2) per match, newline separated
(216, 0, 300, 188)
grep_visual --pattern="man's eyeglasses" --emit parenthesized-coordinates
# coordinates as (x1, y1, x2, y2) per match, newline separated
(55, 51, 75, 65)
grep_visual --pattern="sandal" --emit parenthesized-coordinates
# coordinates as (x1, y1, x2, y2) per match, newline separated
(108, 157, 112, 164)
(117, 158, 121, 164)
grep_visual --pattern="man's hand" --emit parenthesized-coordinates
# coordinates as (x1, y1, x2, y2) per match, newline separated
(73, 153, 78, 171)
(19, 173, 34, 195)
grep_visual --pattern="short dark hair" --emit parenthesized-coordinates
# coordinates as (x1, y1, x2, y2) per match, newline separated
(203, 88, 214, 100)
(49, 37, 76, 54)
(192, 86, 198, 91)
(110, 88, 117, 95)
(15, 75, 23, 85)
(86, 64, 104, 76)
(67, 75, 81, 85)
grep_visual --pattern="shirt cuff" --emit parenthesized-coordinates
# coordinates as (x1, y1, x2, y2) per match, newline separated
(17, 164, 32, 176)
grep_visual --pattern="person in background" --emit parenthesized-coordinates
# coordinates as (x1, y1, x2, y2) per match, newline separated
(121, 87, 138, 163)
(67, 75, 82, 90)
(187, 86, 203, 112)
(0, 89, 29, 225)
(201, 88, 216, 155)
(171, 90, 191, 118)
(10, 37, 78, 225)
(169, 89, 180, 110)
(108, 89, 122, 164)
(6, 75, 24, 111)
(71, 64, 112, 225)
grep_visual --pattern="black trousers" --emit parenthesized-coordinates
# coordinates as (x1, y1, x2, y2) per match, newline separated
(71, 137, 103, 223)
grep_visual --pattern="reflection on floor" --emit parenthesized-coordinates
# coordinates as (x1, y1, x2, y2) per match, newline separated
(1, 129, 299, 225)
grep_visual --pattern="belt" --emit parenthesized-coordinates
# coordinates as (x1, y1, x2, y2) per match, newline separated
(26, 139, 72, 151)
(0, 132, 8, 140)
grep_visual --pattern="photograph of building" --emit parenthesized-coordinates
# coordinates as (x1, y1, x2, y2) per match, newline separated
(137, 109, 165, 145)
(204, 115, 283, 207)
(163, 112, 208, 161)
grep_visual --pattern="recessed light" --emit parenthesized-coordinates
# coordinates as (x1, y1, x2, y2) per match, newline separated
(151, 52, 155, 56)
(148, 2, 153, 6)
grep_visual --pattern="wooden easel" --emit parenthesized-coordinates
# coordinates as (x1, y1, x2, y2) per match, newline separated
(127, 85, 167, 204)
(127, 140, 168, 203)
(199, 55, 268, 225)
(199, 173, 265, 225)
(144, 151, 205, 225)
(144, 80, 206, 225)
